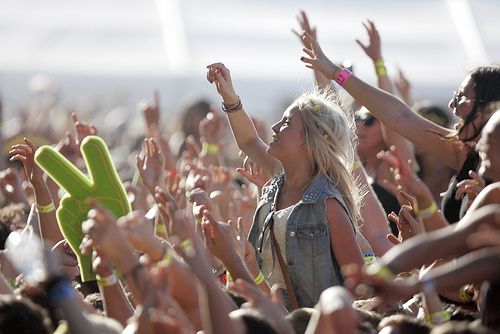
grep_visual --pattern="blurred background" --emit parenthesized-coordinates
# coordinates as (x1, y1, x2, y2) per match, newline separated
(0, 0, 499, 124)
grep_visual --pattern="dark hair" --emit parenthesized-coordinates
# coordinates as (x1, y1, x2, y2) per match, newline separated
(180, 98, 211, 139)
(285, 307, 315, 334)
(0, 295, 52, 334)
(378, 314, 430, 334)
(414, 103, 453, 128)
(456, 66, 500, 142)
(230, 308, 278, 334)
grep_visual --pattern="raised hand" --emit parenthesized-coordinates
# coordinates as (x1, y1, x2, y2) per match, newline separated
(9, 138, 44, 183)
(0, 168, 28, 204)
(355, 20, 382, 61)
(394, 68, 414, 105)
(199, 108, 222, 145)
(236, 156, 270, 190)
(206, 63, 239, 104)
(300, 32, 338, 80)
(292, 10, 317, 48)
(35, 136, 131, 281)
(387, 204, 423, 245)
(138, 90, 161, 131)
(456, 170, 485, 207)
(136, 138, 165, 195)
(71, 113, 97, 147)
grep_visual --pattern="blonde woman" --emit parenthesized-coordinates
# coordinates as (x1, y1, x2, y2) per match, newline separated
(206, 63, 364, 309)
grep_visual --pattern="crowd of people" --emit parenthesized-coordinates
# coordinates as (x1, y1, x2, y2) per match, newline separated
(0, 10, 498, 334)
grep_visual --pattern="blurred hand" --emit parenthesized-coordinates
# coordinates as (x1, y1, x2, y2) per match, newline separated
(206, 63, 239, 104)
(355, 20, 382, 61)
(71, 113, 97, 147)
(0, 168, 28, 204)
(456, 170, 485, 207)
(136, 138, 165, 195)
(138, 90, 161, 131)
(9, 138, 44, 184)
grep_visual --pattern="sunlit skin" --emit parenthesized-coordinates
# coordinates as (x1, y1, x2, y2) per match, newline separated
(476, 114, 500, 181)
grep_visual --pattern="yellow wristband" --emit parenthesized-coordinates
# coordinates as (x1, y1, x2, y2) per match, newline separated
(374, 59, 387, 77)
(367, 263, 393, 279)
(415, 201, 438, 219)
(202, 142, 220, 155)
(429, 310, 450, 324)
(37, 202, 55, 213)
(96, 274, 117, 287)
(254, 271, 265, 285)
(352, 161, 362, 170)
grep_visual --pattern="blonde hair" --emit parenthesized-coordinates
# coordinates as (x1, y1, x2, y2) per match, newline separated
(295, 89, 363, 227)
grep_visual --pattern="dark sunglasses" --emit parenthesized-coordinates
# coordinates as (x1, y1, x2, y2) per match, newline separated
(355, 114, 376, 127)
(257, 211, 274, 254)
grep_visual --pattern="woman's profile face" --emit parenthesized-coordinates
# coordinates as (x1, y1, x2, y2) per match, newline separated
(267, 105, 306, 160)
(448, 75, 476, 120)
(355, 112, 383, 157)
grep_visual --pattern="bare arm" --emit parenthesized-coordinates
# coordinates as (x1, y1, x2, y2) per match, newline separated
(206, 63, 281, 176)
(300, 33, 467, 171)
(326, 198, 364, 269)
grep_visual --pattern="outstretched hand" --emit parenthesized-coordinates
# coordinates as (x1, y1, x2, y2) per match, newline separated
(355, 20, 382, 61)
(300, 32, 337, 80)
(206, 63, 239, 104)
(9, 138, 43, 184)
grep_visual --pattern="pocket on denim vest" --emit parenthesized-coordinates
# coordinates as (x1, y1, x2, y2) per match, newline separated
(296, 224, 329, 257)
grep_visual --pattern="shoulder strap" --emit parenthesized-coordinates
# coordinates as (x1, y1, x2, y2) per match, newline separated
(269, 217, 299, 310)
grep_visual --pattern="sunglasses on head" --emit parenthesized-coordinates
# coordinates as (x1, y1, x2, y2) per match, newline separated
(355, 114, 376, 127)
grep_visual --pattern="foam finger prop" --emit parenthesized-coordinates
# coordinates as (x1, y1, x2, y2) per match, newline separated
(35, 136, 131, 281)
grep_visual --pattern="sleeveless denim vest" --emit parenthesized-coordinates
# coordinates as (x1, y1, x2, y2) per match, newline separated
(248, 171, 352, 308)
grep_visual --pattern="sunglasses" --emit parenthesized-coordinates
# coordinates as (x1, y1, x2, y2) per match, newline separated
(450, 91, 482, 108)
(355, 114, 376, 127)
(257, 211, 275, 254)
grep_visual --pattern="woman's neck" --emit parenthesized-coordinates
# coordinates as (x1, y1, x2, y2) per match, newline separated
(281, 161, 313, 191)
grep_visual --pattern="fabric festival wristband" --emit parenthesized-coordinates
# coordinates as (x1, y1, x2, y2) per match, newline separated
(415, 201, 438, 219)
(429, 310, 450, 324)
(96, 274, 117, 287)
(37, 202, 55, 213)
(335, 68, 352, 86)
(202, 142, 220, 155)
(374, 59, 387, 77)
(254, 271, 265, 285)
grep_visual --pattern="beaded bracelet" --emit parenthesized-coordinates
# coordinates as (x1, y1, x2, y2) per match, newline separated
(37, 202, 55, 213)
(222, 97, 243, 113)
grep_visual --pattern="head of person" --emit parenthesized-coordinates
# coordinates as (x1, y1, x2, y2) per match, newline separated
(377, 314, 430, 334)
(354, 108, 384, 158)
(449, 66, 500, 142)
(476, 109, 500, 182)
(0, 295, 52, 334)
(267, 90, 361, 224)
(229, 308, 278, 334)
(179, 98, 211, 141)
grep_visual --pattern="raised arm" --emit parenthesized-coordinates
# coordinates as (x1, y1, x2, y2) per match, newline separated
(300, 32, 467, 171)
(206, 63, 281, 176)
(356, 20, 415, 168)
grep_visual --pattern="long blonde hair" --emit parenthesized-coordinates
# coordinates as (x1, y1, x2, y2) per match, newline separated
(295, 89, 363, 227)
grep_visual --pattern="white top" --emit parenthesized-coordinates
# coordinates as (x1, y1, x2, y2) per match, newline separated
(260, 204, 294, 289)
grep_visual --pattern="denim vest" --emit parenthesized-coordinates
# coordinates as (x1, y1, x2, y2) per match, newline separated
(248, 171, 351, 308)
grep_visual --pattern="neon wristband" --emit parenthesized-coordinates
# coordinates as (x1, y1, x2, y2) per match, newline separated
(96, 274, 117, 287)
(37, 202, 55, 213)
(429, 310, 450, 324)
(415, 201, 438, 219)
(254, 271, 265, 285)
(335, 68, 352, 86)
(367, 263, 393, 279)
(202, 142, 220, 155)
(374, 59, 387, 77)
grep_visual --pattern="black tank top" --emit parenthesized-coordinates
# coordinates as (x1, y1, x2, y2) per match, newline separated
(441, 150, 480, 224)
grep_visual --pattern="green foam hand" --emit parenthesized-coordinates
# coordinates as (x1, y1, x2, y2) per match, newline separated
(35, 136, 131, 281)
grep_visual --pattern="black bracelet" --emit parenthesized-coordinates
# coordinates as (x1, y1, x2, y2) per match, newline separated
(222, 97, 243, 113)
